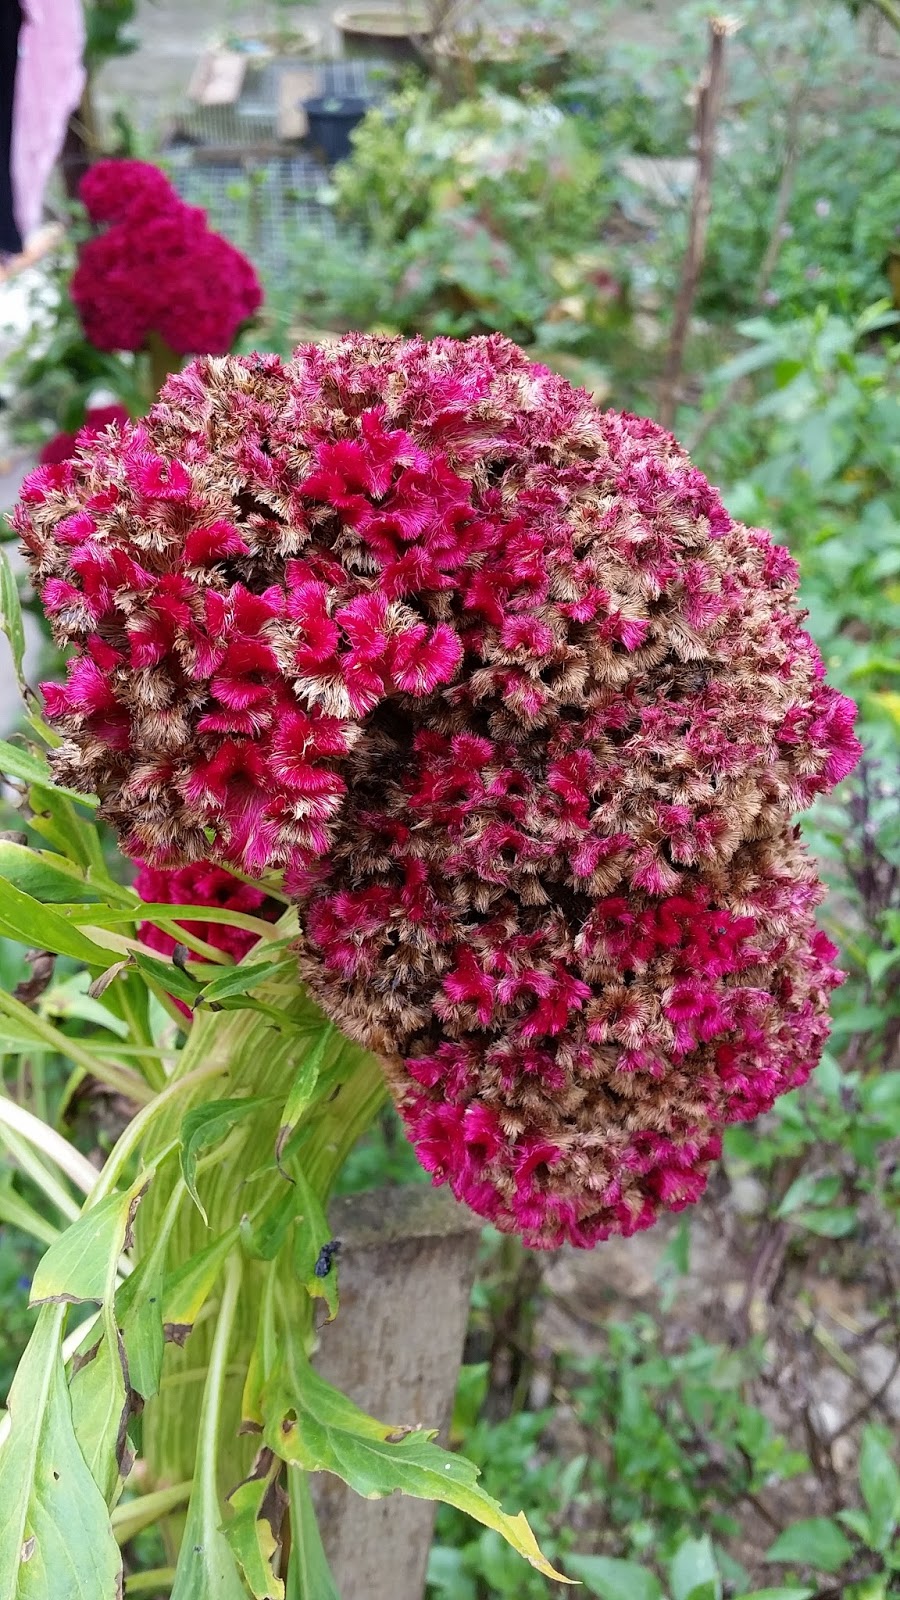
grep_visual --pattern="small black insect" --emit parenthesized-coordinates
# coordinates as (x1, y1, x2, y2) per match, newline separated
(314, 1239, 342, 1279)
(171, 942, 191, 974)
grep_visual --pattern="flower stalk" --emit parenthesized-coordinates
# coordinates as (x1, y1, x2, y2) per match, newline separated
(133, 976, 386, 1489)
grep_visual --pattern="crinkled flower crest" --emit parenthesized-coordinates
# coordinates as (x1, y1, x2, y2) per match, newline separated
(72, 159, 262, 356)
(16, 333, 861, 1248)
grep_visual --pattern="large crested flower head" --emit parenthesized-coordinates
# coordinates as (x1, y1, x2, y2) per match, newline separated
(16, 333, 861, 1247)
(71, 160, 262, 355)
(79, 159, 175, 226)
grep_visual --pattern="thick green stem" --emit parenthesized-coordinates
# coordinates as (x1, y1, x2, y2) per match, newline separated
(145, 331, 181, 400)
(132, 978, 386, 1491)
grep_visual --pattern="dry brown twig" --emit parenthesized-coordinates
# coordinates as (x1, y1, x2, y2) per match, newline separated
(658, 16, 741, 432)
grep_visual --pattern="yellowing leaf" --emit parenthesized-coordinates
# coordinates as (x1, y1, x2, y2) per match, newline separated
(30, 1174, 151, 1308)
(224, 1454, 286, 1600)
(263, 1349, 572, 1584)
(161, 1226, 241, 1342)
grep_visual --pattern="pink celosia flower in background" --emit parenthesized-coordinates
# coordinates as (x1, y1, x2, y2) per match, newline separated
(79, 158, 175, 226)
(38, 404, 130, 466)
(16, 333, 861, 1248)
(133, 859, 278, 1015)
(71, 159, 262, 355)
(133, 859, 273, 965)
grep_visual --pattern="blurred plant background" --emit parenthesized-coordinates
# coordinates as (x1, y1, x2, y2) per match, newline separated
(1, 0, 899, 1595)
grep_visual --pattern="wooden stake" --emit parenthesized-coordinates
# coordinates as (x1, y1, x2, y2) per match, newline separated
(658, 17, 738, 432)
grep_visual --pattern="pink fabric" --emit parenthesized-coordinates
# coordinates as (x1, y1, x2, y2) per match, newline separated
(11, 0, 86, 244)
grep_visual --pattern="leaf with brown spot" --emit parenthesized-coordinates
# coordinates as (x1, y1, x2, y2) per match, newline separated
(224, 1450, 287, 1599)
(0, 1305, 123, 1598)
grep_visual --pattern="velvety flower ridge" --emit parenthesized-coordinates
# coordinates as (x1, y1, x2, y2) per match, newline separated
(16, 333, 861, 1247)
(71, 159, 262, 355)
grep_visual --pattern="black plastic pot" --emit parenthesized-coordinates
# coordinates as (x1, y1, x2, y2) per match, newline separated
(304, 94, 373, 164)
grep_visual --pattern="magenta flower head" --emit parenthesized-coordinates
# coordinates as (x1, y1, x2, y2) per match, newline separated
(132, 859, 279, 1016)
(133, 859, 275, 967)
(15, 334, 861, 1248)
(71, 159, 262, 355)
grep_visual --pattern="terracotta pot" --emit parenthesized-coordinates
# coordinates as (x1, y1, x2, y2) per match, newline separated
(333, 5, 430, 63)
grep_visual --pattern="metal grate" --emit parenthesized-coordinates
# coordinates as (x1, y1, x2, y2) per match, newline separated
(167, 65, 281, 149)
(163, 58, 395, 278)
(320, 59, 397, 95)
(170, 155, 337, 278)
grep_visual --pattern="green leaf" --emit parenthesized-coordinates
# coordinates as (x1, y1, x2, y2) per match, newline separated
(293, 1167, 338, 1320)
(734, 1590, 815, 1600)
(775, 1172, 842, 1218)
(866, 947, 900, 986)
(224, 1454, 285, 1600)
(0, 739, 98, 808)
(0, 549, 27, 692)
(764, 1517, 854, 1573)
(0, 1304, 123, 1599)
(263, 1348, 572, 1584)
(565, 1554, 663, 1600)
(69, 1324, 133, 1504)
(791, 1207, 857, 1238)
(835, 1507, 871, 1543)
(180, 1098, 271, 1225)
(116, 1254, 165, 1402)
(132, 951, 200, 1006)
(160, 1226, 241, 1343)
(285, 1470, 340, 1600)
(195, 956, 293, 1007)
(669, 1536, 721, 1600)
(858, 1427, 900, 1552)
(0, 878, 112, 966)
(275, 1031, 335, 1167)
(0, 842, 104, 905)
(30, 1175, 150, 1307)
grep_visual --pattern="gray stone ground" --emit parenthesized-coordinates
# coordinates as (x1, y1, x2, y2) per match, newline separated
(94, 2, 340, 132)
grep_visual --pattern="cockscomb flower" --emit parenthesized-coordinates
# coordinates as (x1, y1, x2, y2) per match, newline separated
(79, 159, 175, 226)
(39, 404, 131, 466)
(133, 859, 275, 966)
(71, 159, 262, 355)
(132, 859, 279, 1016)
(15, 333, 861, 1248)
